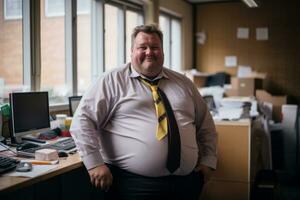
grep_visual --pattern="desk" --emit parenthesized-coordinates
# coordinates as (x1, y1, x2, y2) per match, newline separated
(1, 120, 253, 200)
(0, 154, 83, 193)
(201, 119, 252, 200)
(0, 153, 104, 200)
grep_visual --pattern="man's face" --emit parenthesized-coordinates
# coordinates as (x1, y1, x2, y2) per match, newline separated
(131, 32, 164, 79)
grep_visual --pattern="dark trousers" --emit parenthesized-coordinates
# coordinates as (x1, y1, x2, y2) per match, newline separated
(101, 164, 204, 200)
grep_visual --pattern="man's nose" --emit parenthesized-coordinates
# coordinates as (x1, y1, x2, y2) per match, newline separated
(145, 47, 153, 55)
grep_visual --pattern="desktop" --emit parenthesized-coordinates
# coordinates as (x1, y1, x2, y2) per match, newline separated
(9, 92, 51, 144)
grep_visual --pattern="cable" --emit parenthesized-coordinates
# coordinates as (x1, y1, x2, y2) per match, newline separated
(0, 142, 17, 156)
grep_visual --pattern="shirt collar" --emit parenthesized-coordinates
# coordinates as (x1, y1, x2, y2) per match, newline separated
(129, 63, 169, 81)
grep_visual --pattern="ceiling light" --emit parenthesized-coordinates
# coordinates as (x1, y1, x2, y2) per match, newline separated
(242, 0, 258, 8)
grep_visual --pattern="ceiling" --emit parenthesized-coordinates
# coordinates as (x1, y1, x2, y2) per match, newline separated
(185, 0, 240, 4)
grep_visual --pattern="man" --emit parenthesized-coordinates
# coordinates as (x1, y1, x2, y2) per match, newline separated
(70, 24, 217, 200)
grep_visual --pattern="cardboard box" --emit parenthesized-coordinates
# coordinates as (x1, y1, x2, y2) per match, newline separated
(231, 77, 263, 97)
(224, 88, 238, 97)
(255, 90, 287, 122)
(185, 73, 208, 88)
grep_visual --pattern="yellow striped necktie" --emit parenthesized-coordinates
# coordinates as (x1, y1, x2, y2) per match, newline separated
(139, 78, 168, 140)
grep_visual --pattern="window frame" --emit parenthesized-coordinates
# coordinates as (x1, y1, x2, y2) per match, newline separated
(159, 11, 182, 71)
(125, 7, 144, 62)
(103, 1, 144, 72)
(3, 0, 144, 108)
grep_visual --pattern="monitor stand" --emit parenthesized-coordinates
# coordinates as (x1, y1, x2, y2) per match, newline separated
(10, 135, 46, 146)
(0, 135, 4, 143)
(11, 136, 23, 144)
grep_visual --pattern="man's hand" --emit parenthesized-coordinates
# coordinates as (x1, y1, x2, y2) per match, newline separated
(88, 164, 113, 191)
(194, 164, 214, 183)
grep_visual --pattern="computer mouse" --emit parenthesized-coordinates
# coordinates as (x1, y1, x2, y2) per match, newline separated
(16, 162, 32, 172)
(58, 151, 68, 158)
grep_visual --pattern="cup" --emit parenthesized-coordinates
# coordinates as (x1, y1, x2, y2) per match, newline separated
(64, 117, 72, 130)
(56, 114, 67, 130)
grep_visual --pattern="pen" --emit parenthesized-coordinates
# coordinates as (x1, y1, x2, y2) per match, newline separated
(24, 160, 59, 165)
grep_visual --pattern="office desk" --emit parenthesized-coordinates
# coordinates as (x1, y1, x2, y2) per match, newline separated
(0, 153, 103, 200)
(1, 120, 253, 200)
(0, 154, 83, 193)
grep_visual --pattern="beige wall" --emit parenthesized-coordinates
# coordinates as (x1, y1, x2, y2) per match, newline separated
(159, 0, 193, 70)
(196, 0, 300, 104)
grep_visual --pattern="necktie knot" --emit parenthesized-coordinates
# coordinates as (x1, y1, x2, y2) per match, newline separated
(139, 77, 167, 141)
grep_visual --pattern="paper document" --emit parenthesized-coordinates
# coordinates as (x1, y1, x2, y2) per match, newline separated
(225, 56, 237, 67)
(5, 164, 58, 178)
(237, 27, 249, 39)
(0, 142, 9, 152)
(256, 27, 268, 40)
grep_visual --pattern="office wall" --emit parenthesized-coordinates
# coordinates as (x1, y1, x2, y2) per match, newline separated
(160, 0, 193, 70)
(196, 0, 300, 104)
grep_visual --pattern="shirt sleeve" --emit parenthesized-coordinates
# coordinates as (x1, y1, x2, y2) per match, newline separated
(191, 83, 218, 169)
(70, 76, 114, 170)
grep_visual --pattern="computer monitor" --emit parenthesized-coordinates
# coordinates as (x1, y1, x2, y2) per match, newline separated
(9, 92, 51, 143)
(68, 95, 82, 116)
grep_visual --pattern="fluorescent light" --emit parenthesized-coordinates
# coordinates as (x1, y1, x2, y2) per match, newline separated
(242, 0, 258, 8)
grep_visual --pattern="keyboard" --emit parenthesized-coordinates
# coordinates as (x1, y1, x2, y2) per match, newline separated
(17, 137, 76, 157)
(0, 156, 20, 175)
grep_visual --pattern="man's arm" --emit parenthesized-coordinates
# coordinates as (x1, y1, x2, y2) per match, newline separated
(70, 76, 114, 189)
(190, 83, 218, 182)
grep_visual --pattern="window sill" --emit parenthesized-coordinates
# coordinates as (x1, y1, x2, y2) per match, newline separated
(49, 103, 69, 112)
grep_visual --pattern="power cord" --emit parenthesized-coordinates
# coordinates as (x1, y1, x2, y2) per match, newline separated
(0, 142, 18, 156)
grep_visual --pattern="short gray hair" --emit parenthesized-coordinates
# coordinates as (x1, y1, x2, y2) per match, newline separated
(131, 24, 163, 49)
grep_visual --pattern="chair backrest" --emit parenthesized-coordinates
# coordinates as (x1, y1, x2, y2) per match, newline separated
(260, 101, 273, 120)
(68, 96, 82, 116)
(205, 72, 231, 87)
(203, 95, 217, 112)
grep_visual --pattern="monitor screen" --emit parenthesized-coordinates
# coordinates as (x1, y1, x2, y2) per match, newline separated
(10, 92, 50, 141)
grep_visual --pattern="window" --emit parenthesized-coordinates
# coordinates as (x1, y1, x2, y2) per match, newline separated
(77, 0, 90, 15)
(4, 0, 22, 20)
(105, 2, 144, 71)
(0, 0, 144, 106)
(104, 4, 124, 71)
(159, 15, 170, 67)
(125, 9, 143, 62)
(77, 0, 92, 94)
(171, 19, 181, 72)
(45, 0, 64, 17)
(41, 0, 67, 103)
(0, 0, 24, 103)
(159, 13, 182, 71)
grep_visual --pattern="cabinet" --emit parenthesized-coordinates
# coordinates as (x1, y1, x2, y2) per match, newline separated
(201, 120, 251, 200)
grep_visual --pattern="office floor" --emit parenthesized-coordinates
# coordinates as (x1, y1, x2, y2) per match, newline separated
(251, 169, 300, 200)
(276, 171, 300, 200)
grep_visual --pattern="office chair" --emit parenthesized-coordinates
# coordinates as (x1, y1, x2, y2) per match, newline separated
(203, 95, 217, 112)
(205, 72, 231, 87)
(68, 96, 82, 116)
